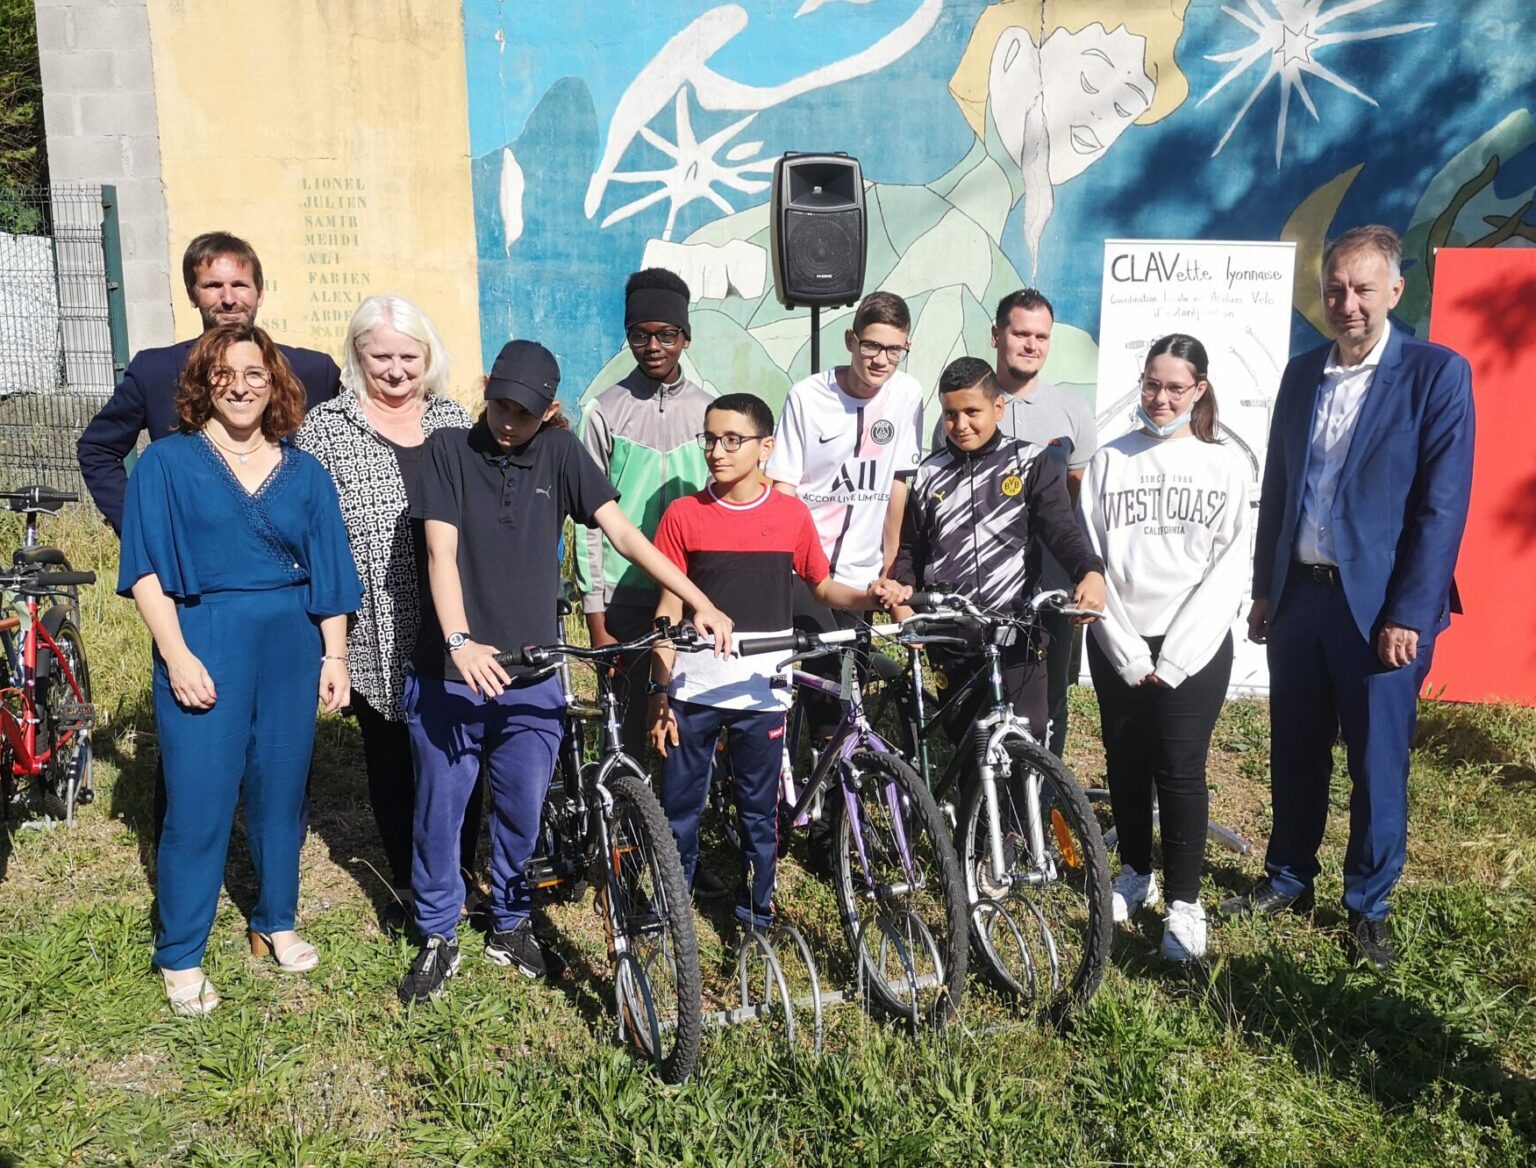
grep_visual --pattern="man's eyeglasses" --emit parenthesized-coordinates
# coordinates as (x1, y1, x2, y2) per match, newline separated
(1139, 377, 1199, 399)
(627, 326, 684, 348)
(856, 339, 911, 362)
(211, 365, 272, 390)
(697, 432, 764, 453)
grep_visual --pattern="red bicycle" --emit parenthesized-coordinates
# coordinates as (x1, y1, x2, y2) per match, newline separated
(1, 485, 96, 826)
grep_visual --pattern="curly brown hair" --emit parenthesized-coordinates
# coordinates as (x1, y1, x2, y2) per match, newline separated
(176, 324, 305, 440)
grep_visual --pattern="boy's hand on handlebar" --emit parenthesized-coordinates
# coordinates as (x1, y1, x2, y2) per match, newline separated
(1071, 572, 1107, 624)
(648, 695, 679, 758)
(454, 640, 512, 697)
(868, 578, 912, 612)
(691, 606, 734, 657)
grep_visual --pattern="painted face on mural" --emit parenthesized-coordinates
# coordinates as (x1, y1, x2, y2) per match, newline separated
(992, 305, 1054, 388)
(190, 255, 263, 331)
(1321, 246, 1405, 362)
(987, 23, 1153, 187)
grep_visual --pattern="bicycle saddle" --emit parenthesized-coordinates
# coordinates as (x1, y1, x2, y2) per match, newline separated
(14, 547, 67, 567)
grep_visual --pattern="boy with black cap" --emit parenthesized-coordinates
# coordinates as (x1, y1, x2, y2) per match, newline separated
(577, 268, 712, 757)
(398, 339, 733, 1004)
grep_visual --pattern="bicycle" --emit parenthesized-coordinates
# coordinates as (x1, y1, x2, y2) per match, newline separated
(503, 616, 706, 1084)
(730, 624, 970, 1028)
(1, 486, 97, 828)
(878, 588, 1113, 1019)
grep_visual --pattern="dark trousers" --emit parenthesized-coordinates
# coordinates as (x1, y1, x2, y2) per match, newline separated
(789, 577, 862, 741)
(405, 670, 565, 938)
(1088, 632, 1232, 905)
(931, 640, 1049, 747)
(1264, 569, 1435, 920)
(1039, 605, 1077, 758)
(352, 692, 483, 894)
(658, 699, 783, 928)
(602, 601, 660, 763)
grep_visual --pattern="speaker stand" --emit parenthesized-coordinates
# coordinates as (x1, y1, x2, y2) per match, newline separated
(810, 305, 821, 374)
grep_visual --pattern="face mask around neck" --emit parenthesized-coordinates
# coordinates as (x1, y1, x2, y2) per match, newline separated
(1137, 405, 1193, 438)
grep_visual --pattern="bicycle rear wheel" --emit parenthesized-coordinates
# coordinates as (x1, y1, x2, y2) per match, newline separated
(960, 737, 1112, 1019)
(832, 748, 968, 1026)
(38, 617, 93, 824)
(600, 766, 703, 1084)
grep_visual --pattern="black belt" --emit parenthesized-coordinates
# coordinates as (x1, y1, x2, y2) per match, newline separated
(1292, 562, 1341, 586)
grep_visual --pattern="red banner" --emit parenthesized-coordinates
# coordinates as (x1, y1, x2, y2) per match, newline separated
(1425, 248, 1536, 706)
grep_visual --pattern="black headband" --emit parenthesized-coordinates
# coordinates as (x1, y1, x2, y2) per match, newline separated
(625, 286, 690, 337)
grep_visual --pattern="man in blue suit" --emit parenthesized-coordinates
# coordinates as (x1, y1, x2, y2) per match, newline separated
(1220, 225, 1475, 971)
(77, 231, 341, 533)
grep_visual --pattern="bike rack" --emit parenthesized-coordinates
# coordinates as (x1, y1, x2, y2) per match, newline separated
(700, 910, 951, 1050)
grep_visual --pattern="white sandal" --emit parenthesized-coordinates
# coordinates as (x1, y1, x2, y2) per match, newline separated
(162, 969, 221, 1016)
(249, 930, 320, 973)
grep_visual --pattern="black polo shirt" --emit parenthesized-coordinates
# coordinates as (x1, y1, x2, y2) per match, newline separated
(411, 419, 617, 681)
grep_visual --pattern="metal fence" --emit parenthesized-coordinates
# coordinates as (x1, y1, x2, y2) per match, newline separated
(0, 185, 126, 496)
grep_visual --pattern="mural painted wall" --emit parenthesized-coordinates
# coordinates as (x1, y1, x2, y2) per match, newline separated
(464, 0, 1536, 422)
(146, 0, 483, 398)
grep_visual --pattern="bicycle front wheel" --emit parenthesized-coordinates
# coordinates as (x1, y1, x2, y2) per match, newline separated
(832, 749, 968, 1026)
(600, 766, 703, 1084)
(959, 737, 1111, 1020)
(38, 617, 93, 823)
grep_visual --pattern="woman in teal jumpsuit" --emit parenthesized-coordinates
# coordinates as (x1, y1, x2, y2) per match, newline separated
(118, 323, 361, 1015)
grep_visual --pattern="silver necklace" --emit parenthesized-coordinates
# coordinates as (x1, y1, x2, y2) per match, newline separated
(205, 429, 267, 465)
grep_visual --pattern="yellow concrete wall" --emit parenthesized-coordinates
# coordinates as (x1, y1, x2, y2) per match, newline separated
(147, 0, 482, 400)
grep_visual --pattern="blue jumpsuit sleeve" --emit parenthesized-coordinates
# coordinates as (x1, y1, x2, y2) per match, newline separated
(301, 458, 364, 618)
(116, 444, 199, 600)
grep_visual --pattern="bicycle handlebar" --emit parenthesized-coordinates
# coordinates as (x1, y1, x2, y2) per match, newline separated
(0, 568, 96, 593)
(497, 620, 711, 670)
(1, 485, 77, 513)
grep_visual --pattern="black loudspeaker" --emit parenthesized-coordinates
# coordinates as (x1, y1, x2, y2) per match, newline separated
(770, 153, 866, 309)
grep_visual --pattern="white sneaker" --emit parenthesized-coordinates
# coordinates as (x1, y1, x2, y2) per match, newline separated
(1161, 900, 1208, 962)
(1111, 866, 1161, 922)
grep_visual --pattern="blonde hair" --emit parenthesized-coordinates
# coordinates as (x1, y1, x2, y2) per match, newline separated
(342, 294, 451, 403)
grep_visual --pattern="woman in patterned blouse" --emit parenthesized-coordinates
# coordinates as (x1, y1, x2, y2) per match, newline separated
(297, 295, 480, 928)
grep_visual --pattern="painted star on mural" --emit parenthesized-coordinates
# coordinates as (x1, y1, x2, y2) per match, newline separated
(1199, 0, 1434, 167)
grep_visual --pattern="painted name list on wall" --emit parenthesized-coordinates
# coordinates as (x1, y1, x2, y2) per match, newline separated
(1092, 238, 1297, 695)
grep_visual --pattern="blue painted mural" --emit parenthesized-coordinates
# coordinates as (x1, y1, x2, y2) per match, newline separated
(464, 0, 1536, 410)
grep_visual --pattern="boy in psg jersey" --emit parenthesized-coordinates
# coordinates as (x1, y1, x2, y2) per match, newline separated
(884, 356, 1106, 742)
(647, 393, 904, 929)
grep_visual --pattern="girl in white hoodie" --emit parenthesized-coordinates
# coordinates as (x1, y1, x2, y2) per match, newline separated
(1080, 334, 1249, 961)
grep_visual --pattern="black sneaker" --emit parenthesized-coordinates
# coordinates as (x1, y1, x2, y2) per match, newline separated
(1346, 911, 1396, 972)
(693, 865, 733, 902)
(398, 933, 460, 1004)
(484, 919, 547, 978)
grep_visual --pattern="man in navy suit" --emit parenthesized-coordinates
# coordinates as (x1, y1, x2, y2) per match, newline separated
(1221, 225, 1475, 971)
(77, 231, 341, 533)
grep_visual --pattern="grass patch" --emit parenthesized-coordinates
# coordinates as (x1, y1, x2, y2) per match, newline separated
(1, 506, 1533, 1165)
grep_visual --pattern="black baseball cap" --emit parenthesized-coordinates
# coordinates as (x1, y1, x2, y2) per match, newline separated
(485, 339, 560, 413)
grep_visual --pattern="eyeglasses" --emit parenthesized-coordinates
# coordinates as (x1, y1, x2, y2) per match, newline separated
(627, 326, 684, 348)
(1139, 377, 1199, 399)
(697, 432, 764, 453)
(856, 339, 911, 362)
(211, 365, 272, 390)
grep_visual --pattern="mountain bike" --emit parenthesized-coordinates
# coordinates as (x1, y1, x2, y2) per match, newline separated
(502, 617, 706, 1084)
(1, 486, 96, 827)
(879, 588, 1113, 1019)
(731, 625, 970, 1027)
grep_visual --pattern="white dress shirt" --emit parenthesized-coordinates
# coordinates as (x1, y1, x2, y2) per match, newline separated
(1294, 324, 1392, 566)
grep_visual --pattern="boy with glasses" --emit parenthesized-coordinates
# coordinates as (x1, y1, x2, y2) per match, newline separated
(647, 394, 898, 930)
(578, 268, 712, 755)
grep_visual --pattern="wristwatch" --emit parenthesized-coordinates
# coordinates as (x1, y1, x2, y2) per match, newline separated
(646, 682, 669, 697)
(445, 631, 471, 652)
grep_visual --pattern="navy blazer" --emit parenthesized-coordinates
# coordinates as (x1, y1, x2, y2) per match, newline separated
(1253, 326, 1475, 642)
(77, 337, 341, 534)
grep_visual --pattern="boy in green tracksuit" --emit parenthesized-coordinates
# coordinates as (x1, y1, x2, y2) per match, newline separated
(578, 267, 712, 756)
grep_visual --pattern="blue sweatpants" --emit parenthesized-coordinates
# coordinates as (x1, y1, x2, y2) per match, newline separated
(658, 700, 783, 928)
(404, 670, 565, 938)
(154, 586, 320, 972)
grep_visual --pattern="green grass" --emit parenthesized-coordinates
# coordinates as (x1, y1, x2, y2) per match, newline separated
(2, 507, 1533, 1166)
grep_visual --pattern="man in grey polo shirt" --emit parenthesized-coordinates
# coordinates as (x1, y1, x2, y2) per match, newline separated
(995, 288, 1096, 758)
